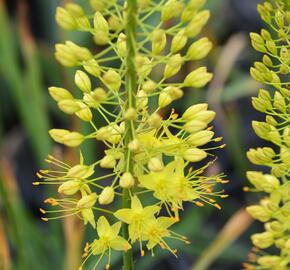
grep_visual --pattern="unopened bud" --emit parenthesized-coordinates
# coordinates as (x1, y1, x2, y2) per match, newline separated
(75, 70, 91, 93)
(99, 187, 115, 205)
(58, 180, 82, 195)
(49, 87, 74, 102)
(187, 37, 212, 60)
(103, 69, 121, 91)
(120, 172, 135, 188)
(171, 29, 188, 53)
(184, 67, 213, 88)
(182, 148, 207, 162)
(100, 155, 116, 168)
(148, 158, 164, 172)
(77, 193, 97, 209)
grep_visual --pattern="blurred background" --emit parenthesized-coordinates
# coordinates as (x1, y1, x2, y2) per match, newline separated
(0, 0, 267, 269)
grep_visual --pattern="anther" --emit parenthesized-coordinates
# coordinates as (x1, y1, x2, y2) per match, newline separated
(41, 217, 48, 222)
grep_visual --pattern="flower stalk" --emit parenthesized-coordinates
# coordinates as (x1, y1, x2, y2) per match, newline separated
(123, 0, 138, 269)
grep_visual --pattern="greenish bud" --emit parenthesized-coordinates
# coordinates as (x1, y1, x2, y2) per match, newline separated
(103, 69, 121, 91)
(250, 32, 266, 53)
(49, 87, 74, 102)
(75, 70, 91, 93)
(247, 205, 271, 222)
(151, 29, 166, 55)
(186, 37, 212, 60)
(185, 10, 210, 37)
(251, 232, 274, 249)
(164, 54, 184, 78)
(171, 30, 188, 53)
(83, 59, 101, 77)
(184, 67, 213, 88)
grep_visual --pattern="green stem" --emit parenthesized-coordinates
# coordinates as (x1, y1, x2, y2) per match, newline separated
(123, 0, 138, 270)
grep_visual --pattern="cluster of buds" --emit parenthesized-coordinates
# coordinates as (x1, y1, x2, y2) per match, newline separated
(244, 1, 290, 269)
(36, 0, 227, 269)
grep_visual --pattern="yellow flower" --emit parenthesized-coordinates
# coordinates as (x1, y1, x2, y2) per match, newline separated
(138, 158, 198, 212)
(114, 195, 160, 254)
(80, 216, 131, 270)
(142, 216, 185, 255)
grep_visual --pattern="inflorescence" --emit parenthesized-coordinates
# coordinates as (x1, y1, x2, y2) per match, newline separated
(244, 1, 290, 269)
(34, 0, 227, 269)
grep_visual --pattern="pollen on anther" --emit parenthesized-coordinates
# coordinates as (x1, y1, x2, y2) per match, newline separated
(195, 201, 204, 207)
(41, 217, 48, 222)
(214, 203, 222, 210)
(141, 250, 145, 257)
(33, 182, 40, 186)
(243, 186, 250, 192)
(105, 264, 110, 270)
(39, 208, 46, 214)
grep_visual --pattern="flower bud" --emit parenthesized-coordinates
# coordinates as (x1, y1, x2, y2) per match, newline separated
(151, 29, 166, 55)
(117, 33, 127, 57)
(247, 147, 275, 165)
(184, 120, 207, 133)
(67, 165, 95, 179)
(49, 87, 74, 102)
(161, 0, 184, 22)
(184, 67, 213, 88)
(251, 232, 274, 249)
(250, 32, 266, 53)
(76, 16, 91, 31)
(274, 10, 284, 28)
(96, 127, 110, 141)
(187, 130, 214, 146)
(124, 108, 137, 120)
(148, 158, 164, 172)
(83, 59, 101, 77)
(247, 205, 271, 222)
(58, 99, 80, 114)
(171, 30, 188, 53)
(55, 7, 76, 30)
(181, 0, 207, 22)
(142, 80, 157, 93)
(182, 103, 208, 120)
(108, 15, 122, 32)
(247, 171, 280, 193)
(148, 113, 162, 128)
(185, 10, 210, 37)
(137, 90, 148, 108)
(65, 3, 84, 17)
(89, 88, 107, 104)
(187, 37, 212, 60)
(164, 54, 184, 78)
(63, 132, 85, 147)
(94, 12, 109, 33)
(273, 91, 286, 112)
(128, 139, 141, 153)
(257, 256, 281, 267)
(135, 55, 152, 78)
(120, 172, 135, 188)
(190, 110, 216, 124)
(158, 92, 174, 108)
(65, 41, 93, 62)
(55, 43, 78, 67)
(75, 70, 91, 93)
(99, 187, 115, 205)
(58, 180, 82, 195)
(49, 129, 84, 147)
(75, 102, 93, 122)
(77, 193, 98, 209)
(100, 155, 116, 168)
(103, 69, 121, 91)
(182, 148, 207, 162)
